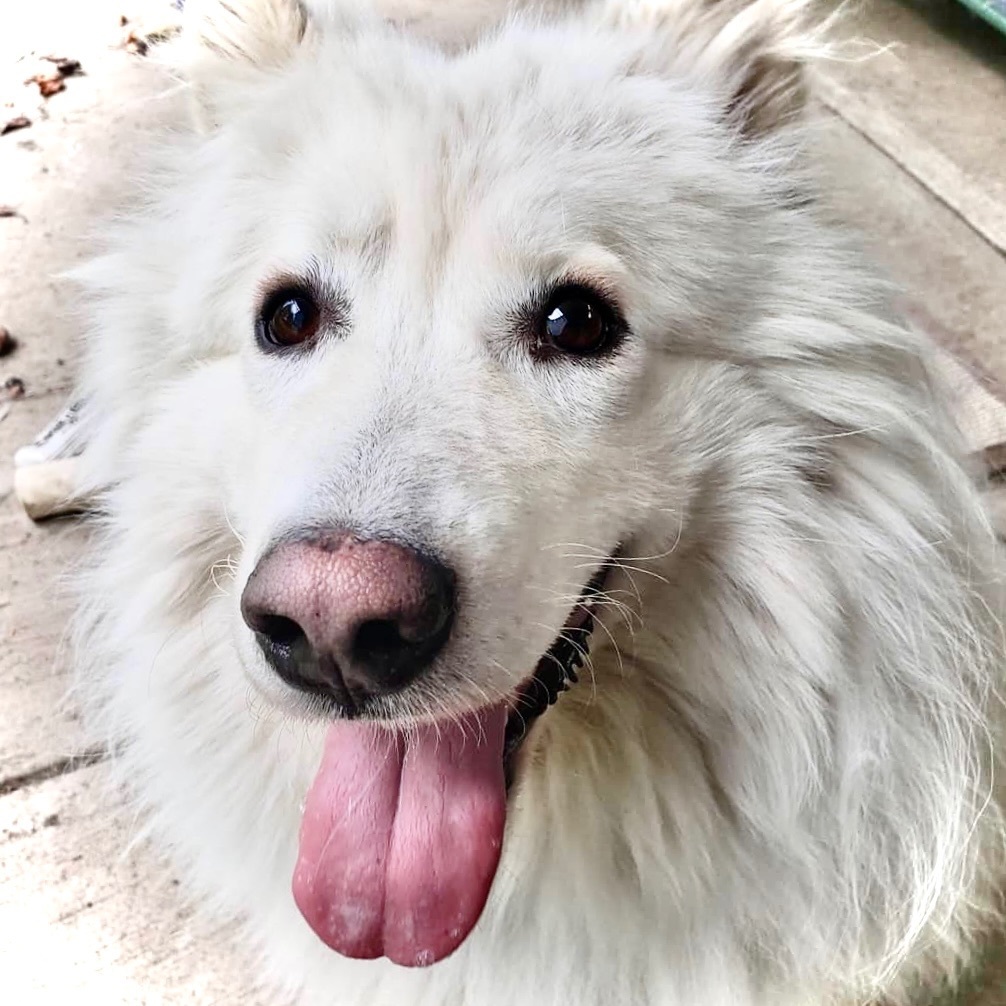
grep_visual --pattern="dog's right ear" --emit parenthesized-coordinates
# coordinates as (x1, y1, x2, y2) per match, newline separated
(600, 0, 829, 138)
(179, 0, 314, 129)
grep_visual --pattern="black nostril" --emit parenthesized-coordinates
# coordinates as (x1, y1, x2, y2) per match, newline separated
(354, 619, 405, 654)
(253, 613, 305, 649)
(244, 609, 350, 706)
(353, 619, 413, 673)
(350, 603, 454, 691)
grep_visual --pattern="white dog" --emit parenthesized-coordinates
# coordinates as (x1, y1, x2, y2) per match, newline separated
(71, 0, 1006, 1003)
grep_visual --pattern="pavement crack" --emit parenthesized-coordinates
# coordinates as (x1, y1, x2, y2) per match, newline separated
(0, 745, 107, 797)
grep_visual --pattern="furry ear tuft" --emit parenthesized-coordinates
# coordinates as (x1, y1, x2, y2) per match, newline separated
(178, 0, 313, 128)
(185, 0, 310, 69)
(605, 0, 831, 137)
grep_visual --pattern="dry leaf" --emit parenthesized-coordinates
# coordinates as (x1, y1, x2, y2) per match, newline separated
(39, 77, 65, 97)
(1, 115, 31, 136)
(0, 327, 17, 358)
(42, 56, 83, 77)
(26, 73, 66, 98)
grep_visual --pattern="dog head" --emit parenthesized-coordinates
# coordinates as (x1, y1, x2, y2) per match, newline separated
(78, 0, 1002, 990)
(153, 0, 826, 720)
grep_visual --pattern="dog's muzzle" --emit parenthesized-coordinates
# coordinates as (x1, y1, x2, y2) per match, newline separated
(240, 528, 616, 967)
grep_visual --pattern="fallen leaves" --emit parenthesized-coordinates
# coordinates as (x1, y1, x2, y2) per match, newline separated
(24, 56, 83, 99)
(0, 328, 18, 359)
(25, 73, 65, 98)
(43, 56, 82, 77)
(1, 115, 32, 136)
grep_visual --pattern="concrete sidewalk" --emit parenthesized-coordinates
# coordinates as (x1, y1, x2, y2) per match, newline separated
(1, 0, 1005, 1002)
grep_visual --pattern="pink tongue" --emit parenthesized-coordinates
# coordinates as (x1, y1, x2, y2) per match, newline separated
(293, 706, 508, 967)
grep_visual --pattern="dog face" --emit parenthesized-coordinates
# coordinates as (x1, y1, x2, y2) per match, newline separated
(152, 2, 806, 730)
(226, 40, 685, 720)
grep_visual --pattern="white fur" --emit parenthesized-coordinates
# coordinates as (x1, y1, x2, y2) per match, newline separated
(72, 1, 1006, 1003)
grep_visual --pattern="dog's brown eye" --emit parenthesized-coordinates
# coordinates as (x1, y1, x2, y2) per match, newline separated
(541, 288, 613, 356)
(259, 289, 321, 349)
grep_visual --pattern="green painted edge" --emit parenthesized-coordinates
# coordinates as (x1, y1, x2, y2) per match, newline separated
(954, 0, 1006, 37)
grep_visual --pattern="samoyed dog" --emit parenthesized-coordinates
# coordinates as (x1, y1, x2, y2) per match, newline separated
(71, 0, 1006, 1003)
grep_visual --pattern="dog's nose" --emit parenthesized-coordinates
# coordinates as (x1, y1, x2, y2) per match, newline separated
(240, 531, 455, 712)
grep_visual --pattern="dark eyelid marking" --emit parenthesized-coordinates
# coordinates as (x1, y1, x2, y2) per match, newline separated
(255, 260, 351, 355)
(511, 276, 629, 365)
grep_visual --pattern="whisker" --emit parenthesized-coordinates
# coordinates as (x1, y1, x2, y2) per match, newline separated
(566, 558, 670, 586)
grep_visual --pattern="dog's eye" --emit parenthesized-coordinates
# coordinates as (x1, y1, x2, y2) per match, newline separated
(540, 287, 614, 356)
(258, 288, 321, 349)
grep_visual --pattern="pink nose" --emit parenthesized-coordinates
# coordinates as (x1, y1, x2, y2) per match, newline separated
(240, 530, 455, 712)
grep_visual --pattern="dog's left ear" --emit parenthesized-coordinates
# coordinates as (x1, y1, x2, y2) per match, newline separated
(603, 0, 828, 137)
(178, 0, 316, 129)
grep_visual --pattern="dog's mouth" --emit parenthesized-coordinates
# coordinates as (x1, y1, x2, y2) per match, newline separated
(502, 559, 611, 784)
(292, 556, 615, 970)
